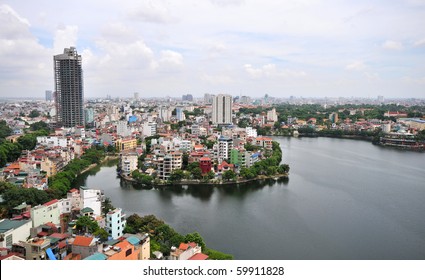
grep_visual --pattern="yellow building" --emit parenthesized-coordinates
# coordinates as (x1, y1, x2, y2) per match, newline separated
(40, 157, 58, 177)
(115, 138, 138, 152)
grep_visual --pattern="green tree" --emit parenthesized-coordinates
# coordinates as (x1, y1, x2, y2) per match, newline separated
(28, 110, 40, 118)
(30, 121, 49, 131)
(102, 197, 115, 216)
(222, 170, 237, 181)
(169, 169, 185, 183)
(184, 232, 206, 251)
(76, 216, 99, 234)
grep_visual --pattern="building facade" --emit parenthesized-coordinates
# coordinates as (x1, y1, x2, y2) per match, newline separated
(54, 47, 84, 128)
(106, 208, 126, 239)
(212, 94, 233, 125)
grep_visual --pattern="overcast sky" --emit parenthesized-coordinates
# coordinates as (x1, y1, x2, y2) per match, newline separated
(1, 0, 425, 99)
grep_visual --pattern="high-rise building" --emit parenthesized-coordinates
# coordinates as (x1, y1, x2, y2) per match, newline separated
(267, 108, 278, 122)
(212, 94, 232, 125)
(134, 92, 139, 101)
(204, 93, 214, 104)
(45, 90, 53, 101)
(54, 47, 84, 128)
(182, 94, 193, 102)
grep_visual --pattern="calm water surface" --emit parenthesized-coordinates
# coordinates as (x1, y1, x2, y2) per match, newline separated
(76, 137, 425, 259)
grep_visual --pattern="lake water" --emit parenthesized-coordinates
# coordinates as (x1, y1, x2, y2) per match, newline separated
(75, 137, 425, 260)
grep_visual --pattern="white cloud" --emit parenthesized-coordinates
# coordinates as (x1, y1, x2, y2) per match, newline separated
(210, 0, 245, 7)
(382, 40, 403, 50)
(201, 74, 233, 84)
(244, 64, 306, 79)
(0, 4, 30, 26)
(53, 25, 79, 54)
(402, 76, 425, 84)
(158, 50, 184, 72)
(128, 1, 174, 24)
(346, 61, 366, 71)
(413, 38, 425, 47)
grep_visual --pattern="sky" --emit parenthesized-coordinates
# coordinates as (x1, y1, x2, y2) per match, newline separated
(1, 0, 425, 99)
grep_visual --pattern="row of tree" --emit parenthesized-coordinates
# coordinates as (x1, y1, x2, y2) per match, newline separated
(48, 147, 106, 196)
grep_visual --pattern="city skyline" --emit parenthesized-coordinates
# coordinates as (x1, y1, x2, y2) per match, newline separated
(1, 1, 425, 99)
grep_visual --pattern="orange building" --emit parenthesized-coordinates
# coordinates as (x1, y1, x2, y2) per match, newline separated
(104, 240, 140, 260)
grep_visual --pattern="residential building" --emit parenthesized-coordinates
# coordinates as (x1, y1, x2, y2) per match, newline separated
(103, 239, 139, 260)
(84, 107, 94, 124)
(218, 136, 233, 163)
(159, 107, 172, 122)
(142, 122, 157, 137)
(30, 200, 61, 228)
(117, 120, 131, 137)
(256, 137, 273, 150)
(246, 127, 257, 138)
(157, 152, 182, 181)
(119, 150, 138, 176)
(170, 242, 203, 260)
(212, 94, 233, 124)
(267, 108, 278, 122)
(71, 236, 101, 259)
(125, 234, 150, 260)
(176, 107, 185, 121)
(21, 237, 51, 260)
(106, 208, 126, 239)
(54, 47, 84, 128)
(199, 157, 213, 174)
(80, 186, 103, 216)
(0, 219, 32, 248)
(115, 137, 137, 152)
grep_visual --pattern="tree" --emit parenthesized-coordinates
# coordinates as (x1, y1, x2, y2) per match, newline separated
(0, 120, 12, 139)
(169, 169, 185, 183)
(185, 232, 206, 251)
(102, 197, 115, 216)
(222, 170, 237, 181)
(28, 110, 40, 118)
(30, 121, 49, 131)
(76, 216, 99, 234)
(191, 167, 203, 180)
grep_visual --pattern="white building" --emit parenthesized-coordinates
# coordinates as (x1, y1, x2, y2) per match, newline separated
(36, 136, 68, 148)
(66, 189, 82, 211)
(80, 187, 104, 216)
(117, 120, 131, 137)
(212, 94, 233, 125)
(106, 208, 126, 239)
(176, 107, 185, 121)
(157, 152, 182, 181)
(218, 136, 233, 163)
(267, 108, 278, 122)
(58, 198, 72, 215)
(30, 199, 61, 228)
(159, 107, 172, 122)
(119, 151, 138, 176)
(246, 127, 258, 138)
(142, 122, 157, 137)
(0, 219, 32, 248)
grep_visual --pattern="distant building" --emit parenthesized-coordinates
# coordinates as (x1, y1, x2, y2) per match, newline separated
(54, 47, 84, 128)
(45, 90, 53, 101)
(218, 136, 233, 163)
(204, 93, 214, 104)
(329, 112, 339, 124)
(84, 107, 94, 124)
(267, 108, 278, 122)
(182, 94, 193, 102)
(134, 92, 139, 101)
(212, 94, 233, 125)
(176, 107, 185, 121)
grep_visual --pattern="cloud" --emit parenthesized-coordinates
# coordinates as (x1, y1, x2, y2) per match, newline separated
(201, 74, 233, 84)
(244, 64, 306, 79)
(128, 1, 174, 24)
(345, 61, 366, 71)
(402, 76, 425, 84)
(382, 40, 403, 50)
(210, 0, 245, 7)
(53, 25, 79, 54)
(413, 38, 425, 47)
(158, 50, 184, 72)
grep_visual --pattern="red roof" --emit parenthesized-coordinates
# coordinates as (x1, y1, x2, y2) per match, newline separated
(49, 233, 69, 239)
(73, 236, 93, 247)
(188, 242, 197, 248)
(43, 199, 58, 206)
(69, 188, 79, 193)
(58, 241, 67, 249)
(179, 243, 189, 251)
(188, 253, 209, 260)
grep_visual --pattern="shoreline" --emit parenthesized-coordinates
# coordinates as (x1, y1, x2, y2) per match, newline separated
(80, 155, 119, 174)
(120, 172, 289, 187)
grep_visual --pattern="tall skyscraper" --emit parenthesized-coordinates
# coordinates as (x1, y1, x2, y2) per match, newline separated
(54, 47, 84, 128)
(212, 94, 233, 125)
(45, 90, 53, 101)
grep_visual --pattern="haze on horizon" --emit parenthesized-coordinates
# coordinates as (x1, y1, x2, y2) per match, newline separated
(1, 0, 425, 99)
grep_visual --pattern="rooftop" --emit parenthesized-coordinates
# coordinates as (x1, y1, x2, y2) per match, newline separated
(0, 219, 30, 233)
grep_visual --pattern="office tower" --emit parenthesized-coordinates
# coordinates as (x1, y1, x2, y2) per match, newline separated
(204, 93, 214, 104)
(54, 47, 84, 128)
(182, 94, 193, 102)
(212, 94, 233, 125)
(134, 92, 139, 101)
(45, 90, 53, 101)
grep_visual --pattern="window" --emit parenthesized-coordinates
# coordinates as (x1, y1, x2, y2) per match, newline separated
(125, 249, 132, 257)
(6, 235, 12, 247)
